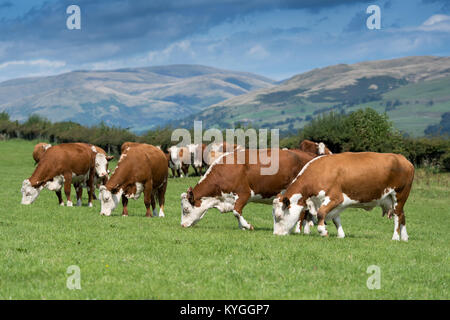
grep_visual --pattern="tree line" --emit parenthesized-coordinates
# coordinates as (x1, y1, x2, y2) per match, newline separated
(1, 109, 449, 171)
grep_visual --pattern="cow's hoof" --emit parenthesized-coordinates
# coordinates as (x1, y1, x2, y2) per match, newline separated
(249, 224, 254, 231)
(66, 201, 73, 207)
(59, 202, 64, 206)
(88, 202, 93, 208)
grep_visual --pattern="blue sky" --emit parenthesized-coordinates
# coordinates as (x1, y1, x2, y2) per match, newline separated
(0, 0, 449, 82)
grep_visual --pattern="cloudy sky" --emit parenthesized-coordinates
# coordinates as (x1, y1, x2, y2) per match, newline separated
(0, 0, 449, 82)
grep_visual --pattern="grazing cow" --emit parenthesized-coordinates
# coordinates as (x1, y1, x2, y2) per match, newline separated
(33, 143, 52, 164)
(299, 139, 332, 156)
(272, 152, 414, 241)
(180, 149, 314, 230)
(21, 143, 110, 207)
(99, 144, 168, 217)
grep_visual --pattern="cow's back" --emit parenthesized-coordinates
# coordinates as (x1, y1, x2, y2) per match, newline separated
(30, 143, 94, 184)
(295, 152, 414, 201)
(206, 149, 310, 198)
(111, 144, 168, 188)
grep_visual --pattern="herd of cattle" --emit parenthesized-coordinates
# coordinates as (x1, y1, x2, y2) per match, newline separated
(21, 139, 414, 241)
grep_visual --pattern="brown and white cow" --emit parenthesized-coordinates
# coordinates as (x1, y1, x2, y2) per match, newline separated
(272, 152, 414, 241)
(32, 142, 52, 164)
(299, 139, 332, 156)
(99, 143, 168, 217)
(167, 145, 191, 177)
(21, 143, 110, 207)
(180, 149, 314, 230)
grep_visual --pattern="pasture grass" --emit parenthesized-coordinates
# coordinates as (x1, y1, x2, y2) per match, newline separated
(0, 139, 449, 299)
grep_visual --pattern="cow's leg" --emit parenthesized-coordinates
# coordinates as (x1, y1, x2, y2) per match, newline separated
(90, 186, 98, 200)
(121, 195, 129, 217)
(63, 173, 73, 206)
(156, 180, 167, 218)
(75, 183, 83, 206)
(233, 192, 253, 230)
(390, 183, 412, 241)
(316, 197, 343, 237)
(299, 211, 313, 235)
(87, 169, 95, 208)
(56, 190, 64, 206)
(192, 165, 198, 176)
(332, 215, 345, 238)
(143, 181, 153, 217)
(151, 193, 157, 216)
(392, 197, 409, 242)
(182, 164, 189, 177)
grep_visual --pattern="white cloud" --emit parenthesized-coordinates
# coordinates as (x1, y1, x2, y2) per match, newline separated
(246, 44, 269, 59)
(419, 14, 450, 32)
(146, 40, 195, 64)
(0, 59, 66, 70)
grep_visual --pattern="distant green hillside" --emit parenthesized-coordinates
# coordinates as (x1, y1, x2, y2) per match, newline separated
(177, 56, 450, 137)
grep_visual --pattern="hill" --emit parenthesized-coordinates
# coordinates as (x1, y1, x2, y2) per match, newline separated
(178, 56, 450, 136)
(0, 64, 274, 132)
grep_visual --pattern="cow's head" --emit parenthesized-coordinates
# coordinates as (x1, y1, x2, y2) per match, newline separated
(180, 187, 215, 227)
(272, 194, 304, 235)
(21, 179, 42, 205)
(95, 153, 114, 178)
(99, 185, 120, 216)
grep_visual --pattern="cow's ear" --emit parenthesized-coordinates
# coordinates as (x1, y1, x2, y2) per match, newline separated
(187, 187, 195, 205)
(106, 155, 114, 161)
(282, 196, 290, 209)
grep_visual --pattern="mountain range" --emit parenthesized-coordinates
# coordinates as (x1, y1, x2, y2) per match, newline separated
(1, 56, 449, 136)
(0, 65, 274, 132)
(179, 56, 450, 136)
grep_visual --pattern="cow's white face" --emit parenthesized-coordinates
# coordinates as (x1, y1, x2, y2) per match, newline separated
(99, 186, 120, 216)
(272, 195, 304, 235)
(21, 179, 42, 205)
(169, 146, 179, 161)
(95, 153, 109, 178)
(180, 193, 213, 227)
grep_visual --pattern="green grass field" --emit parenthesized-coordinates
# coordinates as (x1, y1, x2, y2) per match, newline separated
(0, 139, 449, 299)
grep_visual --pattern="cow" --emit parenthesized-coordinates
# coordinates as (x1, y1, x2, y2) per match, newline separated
(99, 143, 168, 217)
(21, 143, 111, 207)
(167, 145, 191, 177)
(31, 143, 113, 204)
(272, 152, 414, 241)
(180, 148, 314, 230)
(299, 139, 332, 156)
(33, 143, 52, 164)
